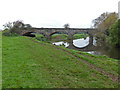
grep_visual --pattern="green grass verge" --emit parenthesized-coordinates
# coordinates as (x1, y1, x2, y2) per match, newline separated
(0, 31, 2, 89)
(2, 36, 119, 88)
(73, 34, 88, 39)
(52, 34, 68, 41)
(35, 34, 89, 42)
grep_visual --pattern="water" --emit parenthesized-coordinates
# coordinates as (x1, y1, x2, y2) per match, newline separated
(73, 37, 89, 48)
(52, 37, 120, 60)
(53, 42, 69, 47)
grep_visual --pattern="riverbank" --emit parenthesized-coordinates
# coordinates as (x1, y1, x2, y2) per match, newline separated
(35, 34, 120, 60)
(2, 36, 119, 88)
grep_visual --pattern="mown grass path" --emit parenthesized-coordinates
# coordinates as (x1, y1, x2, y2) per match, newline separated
(2, 36, 119, 88)
(31, 38, 118, 82)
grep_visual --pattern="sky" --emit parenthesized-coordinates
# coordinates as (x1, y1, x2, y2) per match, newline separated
(0, 0, 119, 30)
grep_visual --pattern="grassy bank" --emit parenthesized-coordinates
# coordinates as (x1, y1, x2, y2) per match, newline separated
(0, 31, 2, 89)
(2, 36, 119, 88)
(52, 34, 68, 41)
(73, 34, 88, 39)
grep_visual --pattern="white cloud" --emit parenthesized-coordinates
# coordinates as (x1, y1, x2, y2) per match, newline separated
(0, 0, 119, 29)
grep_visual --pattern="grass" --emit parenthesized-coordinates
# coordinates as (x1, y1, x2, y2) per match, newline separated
(35, 34, 44, 38)
(51, 34, 68, 41)
(73, 34, 88, 39)
(2, 36, 119, 88)
(0, 31, 2, 89)
(35, 34, 89, 42)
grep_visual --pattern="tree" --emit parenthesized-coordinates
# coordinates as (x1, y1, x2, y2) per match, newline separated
(92, 12, 118, 42)
(109, 20, 120, 47)
(64, 23, 70, 29)
(3, 20, 32, 36)
(24, 24, 32, 30)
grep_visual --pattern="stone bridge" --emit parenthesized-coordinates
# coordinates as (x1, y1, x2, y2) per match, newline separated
(21, 28, 96, 38)
(20, 27, 96, 46)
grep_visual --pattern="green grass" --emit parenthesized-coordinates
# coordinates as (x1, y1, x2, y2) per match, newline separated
(73, 34, 88, 39)
(52, 34, 68, 41)
(35, 34, 89, 42)
(2, 36, 119, 88)
(51, 34, 89, 41)
(0, 31, 2, 89)
(35, 34, 44, 38)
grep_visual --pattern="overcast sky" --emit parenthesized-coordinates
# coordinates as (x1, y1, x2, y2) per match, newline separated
(0, 0, 119, 30)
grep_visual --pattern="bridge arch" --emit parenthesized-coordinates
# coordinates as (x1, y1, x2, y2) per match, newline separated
(49, 31, 68, 36)
(22, 31, 47, 38)
(23, 32, 35, 37)
(71, 31, 93, 46)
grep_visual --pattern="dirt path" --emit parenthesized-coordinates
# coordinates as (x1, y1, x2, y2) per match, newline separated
(30, 38, 119, 83)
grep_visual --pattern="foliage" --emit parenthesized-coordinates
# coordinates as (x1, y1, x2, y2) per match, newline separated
(73, 34, 88, 39)
(52, 34, 68, 41)
(2, 36, 118, 88)
(2, 20, 32, 36)
(63, 23, 70, 29)
(35, 34, 50, 43)
(92, 12, 118, 42)
(108, 20, 120, 47)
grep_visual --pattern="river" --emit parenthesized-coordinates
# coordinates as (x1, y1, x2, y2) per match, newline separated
(52, 37, 120, 60)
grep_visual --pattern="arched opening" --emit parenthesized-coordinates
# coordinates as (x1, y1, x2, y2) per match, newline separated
(23, 32, 35, 37)
(34, 33, 48, 41)
(72, 32, 93, 48)
(73, 32, 89, 39)
(50, 32, 68, 41)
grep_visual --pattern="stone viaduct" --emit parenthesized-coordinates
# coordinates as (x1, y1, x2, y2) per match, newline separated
(20, 27, 96, 46)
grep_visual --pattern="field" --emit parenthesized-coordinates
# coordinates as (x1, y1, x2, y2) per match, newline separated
(2, 36, 119, 88)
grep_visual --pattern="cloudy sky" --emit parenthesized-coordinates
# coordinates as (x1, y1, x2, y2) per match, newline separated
(0, 0, 119, 30)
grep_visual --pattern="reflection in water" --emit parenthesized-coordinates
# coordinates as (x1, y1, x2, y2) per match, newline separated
(52, 37, 120, 60)
(93, 37, 97, 46)
(87, 51, 102, 55)
(73, 37, 89, 48)
(52, 42, 69, 47)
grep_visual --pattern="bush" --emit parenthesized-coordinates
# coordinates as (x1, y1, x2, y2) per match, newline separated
(2, 30, 19, 36)
(36, 37, 49, 42)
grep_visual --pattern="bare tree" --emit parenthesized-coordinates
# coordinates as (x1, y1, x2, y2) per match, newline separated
(64, 23, 70, 29)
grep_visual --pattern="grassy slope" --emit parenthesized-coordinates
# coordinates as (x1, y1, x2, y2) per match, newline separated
(2, 36, 118, 88)
(0, 32, 2, 89)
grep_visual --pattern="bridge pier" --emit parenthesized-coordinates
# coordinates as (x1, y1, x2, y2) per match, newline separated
(45, 35, 51, 40)
(89, 35, 93, 46)
(68, 34, 74, 40)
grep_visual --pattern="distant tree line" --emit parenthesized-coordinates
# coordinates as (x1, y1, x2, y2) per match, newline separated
(2, 20, 32, 36)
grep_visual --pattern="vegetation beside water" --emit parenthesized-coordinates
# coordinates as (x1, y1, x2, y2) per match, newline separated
(108, 19, 120, 47)
(2, 35, 118, 88)
(52, 34, 68, 41)
(73, 34, 88, 39)
(92, 12, 120, 47)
